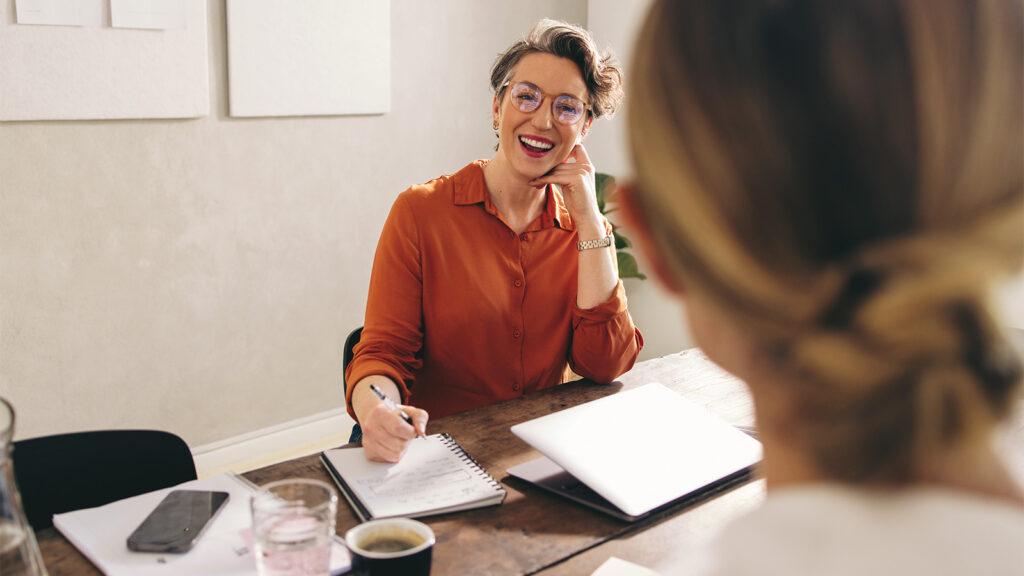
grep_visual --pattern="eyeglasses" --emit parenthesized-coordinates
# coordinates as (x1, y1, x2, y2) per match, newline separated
(503, 81, 590, 125)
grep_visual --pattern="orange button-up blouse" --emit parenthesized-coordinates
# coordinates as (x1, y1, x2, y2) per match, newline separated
(345, 161, 643, 420)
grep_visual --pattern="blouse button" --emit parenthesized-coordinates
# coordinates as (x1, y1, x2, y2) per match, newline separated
(514, 279, 523, 288)
(513, 383, 521, 391)
(512, 328, 521, 338)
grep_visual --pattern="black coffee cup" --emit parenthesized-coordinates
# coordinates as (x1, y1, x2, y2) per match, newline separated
(345, 518, 435, 576)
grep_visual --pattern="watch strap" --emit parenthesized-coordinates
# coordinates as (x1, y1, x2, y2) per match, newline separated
(577, 234, 614, 251)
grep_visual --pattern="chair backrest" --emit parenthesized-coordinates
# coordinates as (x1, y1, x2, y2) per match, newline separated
(12, 429, 197, 530)
(343, 326, 364, 387)
(343, 327, 364, 443)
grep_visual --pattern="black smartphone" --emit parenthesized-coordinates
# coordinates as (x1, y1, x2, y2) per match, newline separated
(126, 490, 230, 553)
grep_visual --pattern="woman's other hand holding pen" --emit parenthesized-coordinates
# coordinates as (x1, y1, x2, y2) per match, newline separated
(351, 375, 429, 463)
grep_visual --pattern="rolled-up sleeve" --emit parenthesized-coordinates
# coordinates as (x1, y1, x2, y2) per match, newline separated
(569, 280, 643, 383)
(345, 195, 423, 420)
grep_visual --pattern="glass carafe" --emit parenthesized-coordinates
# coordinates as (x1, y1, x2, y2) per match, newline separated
(0, 397, 47, 576)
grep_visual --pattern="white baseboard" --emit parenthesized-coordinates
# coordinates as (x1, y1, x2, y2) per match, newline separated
(192, 408, 356, 478)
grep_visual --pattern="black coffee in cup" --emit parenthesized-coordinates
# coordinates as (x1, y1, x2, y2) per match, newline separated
(360, 529, 425, 553)
(345, 518, 435, 576)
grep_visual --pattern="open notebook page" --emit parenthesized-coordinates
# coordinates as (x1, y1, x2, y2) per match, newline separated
(321, 433, 505, 521)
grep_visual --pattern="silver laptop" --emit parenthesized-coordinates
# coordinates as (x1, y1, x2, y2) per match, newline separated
(508, 383, 762, 521)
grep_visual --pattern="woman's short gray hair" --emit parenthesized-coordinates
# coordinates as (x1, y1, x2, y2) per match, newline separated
(490, 19, 623, 120)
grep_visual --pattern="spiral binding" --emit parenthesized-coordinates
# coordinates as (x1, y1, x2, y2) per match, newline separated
(439, 433, 505, 493)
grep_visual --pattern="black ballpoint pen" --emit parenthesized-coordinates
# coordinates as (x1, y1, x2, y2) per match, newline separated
(369, 383, 426, 438)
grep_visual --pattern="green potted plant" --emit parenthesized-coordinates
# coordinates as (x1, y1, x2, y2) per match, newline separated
(595, 173, 646, 280)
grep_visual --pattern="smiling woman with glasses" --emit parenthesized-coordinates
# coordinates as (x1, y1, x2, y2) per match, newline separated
(344, 19, 642, 463)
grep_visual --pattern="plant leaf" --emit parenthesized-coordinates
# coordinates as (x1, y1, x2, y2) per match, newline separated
(613, 231, 632, 249)
(595, 172, 615, 213)
(617, 252, 647, 280)
(596, 172, 645, 280)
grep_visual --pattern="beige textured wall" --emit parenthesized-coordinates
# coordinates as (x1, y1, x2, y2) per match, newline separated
(0, 0, 588, 445)
(585, 0, 693, 361)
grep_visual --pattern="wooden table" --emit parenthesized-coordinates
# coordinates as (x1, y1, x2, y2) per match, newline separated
(36, 350, 765, 575)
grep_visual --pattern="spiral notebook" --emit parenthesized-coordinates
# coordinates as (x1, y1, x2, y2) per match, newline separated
(320, 433, 506, 522)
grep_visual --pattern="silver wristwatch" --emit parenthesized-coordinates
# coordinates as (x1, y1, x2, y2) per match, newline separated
(577, 234, 613, 251)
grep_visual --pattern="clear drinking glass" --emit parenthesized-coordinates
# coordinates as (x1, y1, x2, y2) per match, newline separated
(251, 478, 338, 576)
(0, 397, 48, 576)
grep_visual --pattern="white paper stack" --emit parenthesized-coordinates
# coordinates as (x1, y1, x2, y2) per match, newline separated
(53, 473, 350, 576)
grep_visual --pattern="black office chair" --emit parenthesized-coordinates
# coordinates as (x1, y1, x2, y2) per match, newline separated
(344, 327, 364, 443)
(12, 429, 197, 531)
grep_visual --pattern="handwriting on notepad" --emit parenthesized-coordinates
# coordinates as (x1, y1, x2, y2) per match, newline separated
(321, 433, 506, 520)
(353, 453, 494, 510)
(363, 469, 473, 497)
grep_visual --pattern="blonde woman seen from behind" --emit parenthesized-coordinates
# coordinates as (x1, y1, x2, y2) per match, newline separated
(623, 1, 1023, 574)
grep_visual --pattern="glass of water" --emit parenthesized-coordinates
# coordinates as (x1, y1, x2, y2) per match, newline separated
(251, 478, 338, 576)
(0, 397, 47, 576)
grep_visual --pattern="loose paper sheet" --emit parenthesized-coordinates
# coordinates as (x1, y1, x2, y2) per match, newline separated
(591, 557, 661, 576)
(53, 473, 351, 576)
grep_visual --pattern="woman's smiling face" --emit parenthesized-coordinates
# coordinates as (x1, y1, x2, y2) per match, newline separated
(493, 52, 590, 182)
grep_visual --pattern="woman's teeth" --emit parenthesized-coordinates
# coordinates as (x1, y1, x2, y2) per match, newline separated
(520, 136, 553, 152)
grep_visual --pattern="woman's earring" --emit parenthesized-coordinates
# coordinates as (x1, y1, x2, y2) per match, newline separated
(493, 120, 499, 131)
